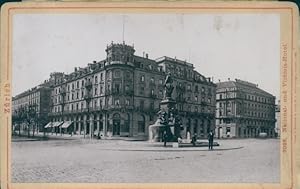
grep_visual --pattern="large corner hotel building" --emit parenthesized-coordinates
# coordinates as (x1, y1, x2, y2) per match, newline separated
(12, 42, 276, 139)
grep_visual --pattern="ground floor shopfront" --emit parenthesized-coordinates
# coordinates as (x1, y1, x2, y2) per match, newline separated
(48, 111, 215, 140)
(215, 123, 275, 138)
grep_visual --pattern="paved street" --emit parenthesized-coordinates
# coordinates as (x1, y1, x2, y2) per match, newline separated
(12, 138, 279, 183)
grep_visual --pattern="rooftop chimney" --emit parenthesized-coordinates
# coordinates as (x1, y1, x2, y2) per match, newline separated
(146, 53, 149, 59)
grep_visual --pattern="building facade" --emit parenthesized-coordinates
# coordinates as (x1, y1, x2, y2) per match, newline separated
(275, 100, 280, 137)
(49, 42, 216, 139)
(12, 83, 52, 134)
(215, 79, 276, 138)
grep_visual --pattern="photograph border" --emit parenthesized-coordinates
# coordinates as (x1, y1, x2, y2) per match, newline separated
(0, 1, 298, 189)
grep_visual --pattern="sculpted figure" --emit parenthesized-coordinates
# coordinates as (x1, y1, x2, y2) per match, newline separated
(164, 72, 174, 99)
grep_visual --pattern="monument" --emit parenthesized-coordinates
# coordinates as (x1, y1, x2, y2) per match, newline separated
(149, 73, 183, 142)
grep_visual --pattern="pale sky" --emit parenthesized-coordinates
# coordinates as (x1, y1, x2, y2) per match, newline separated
(12, 13, 280, 100)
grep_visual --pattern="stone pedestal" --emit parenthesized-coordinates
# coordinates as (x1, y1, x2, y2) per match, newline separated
(159, 98, 176, 113)
(148, 98, 182, 142)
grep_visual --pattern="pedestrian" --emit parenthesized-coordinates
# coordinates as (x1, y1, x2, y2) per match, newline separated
(163, 130, 168, 147)
(208, 130, 214, 150)
(192, 133, 197, 146)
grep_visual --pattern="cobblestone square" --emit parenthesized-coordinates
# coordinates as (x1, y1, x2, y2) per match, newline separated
(12, 138, 280, 183)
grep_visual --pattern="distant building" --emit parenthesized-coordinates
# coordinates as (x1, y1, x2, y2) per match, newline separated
(275, 100, 280, 137)
(48, 42, 216, 139)
(12, 82, 52, 133)
(215, 79, 276, 138)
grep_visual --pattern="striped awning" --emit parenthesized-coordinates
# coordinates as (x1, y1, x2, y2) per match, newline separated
(52, 121, 63, 127)
(61, 121, 73, 128)
(44, 122, 53, 128)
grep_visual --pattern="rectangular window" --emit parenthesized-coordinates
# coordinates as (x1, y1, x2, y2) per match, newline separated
(140, 100, 144, 109)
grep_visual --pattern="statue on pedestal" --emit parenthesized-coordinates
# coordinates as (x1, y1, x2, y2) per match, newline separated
(164, 72, 174, 99)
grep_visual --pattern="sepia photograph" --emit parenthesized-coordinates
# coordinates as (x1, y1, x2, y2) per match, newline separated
(0, 2, 298, 188)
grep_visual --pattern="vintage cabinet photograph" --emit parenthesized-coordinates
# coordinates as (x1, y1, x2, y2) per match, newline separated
(0, 2, 298, 189)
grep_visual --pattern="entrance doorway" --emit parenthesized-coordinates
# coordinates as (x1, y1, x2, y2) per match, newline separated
(113, 113, 121, 136)
(113, 120, 120, 135)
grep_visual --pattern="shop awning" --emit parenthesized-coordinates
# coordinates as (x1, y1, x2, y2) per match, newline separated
(53, 121, 63, 127)
(61, 121, 73, 128)
(44, 122, 53, 128)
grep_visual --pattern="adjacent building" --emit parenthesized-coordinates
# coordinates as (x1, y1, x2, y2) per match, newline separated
(12, 82, 52, 133)
(215, 79, 276, 138)
(48, 42, 216, 139)
(275, 100, 280, 137)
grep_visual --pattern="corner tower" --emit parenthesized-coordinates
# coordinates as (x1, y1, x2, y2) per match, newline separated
(105, 41, 135, 64)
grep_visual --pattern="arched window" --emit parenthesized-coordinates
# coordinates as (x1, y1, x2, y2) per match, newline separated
(138, 114, 145, 133)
